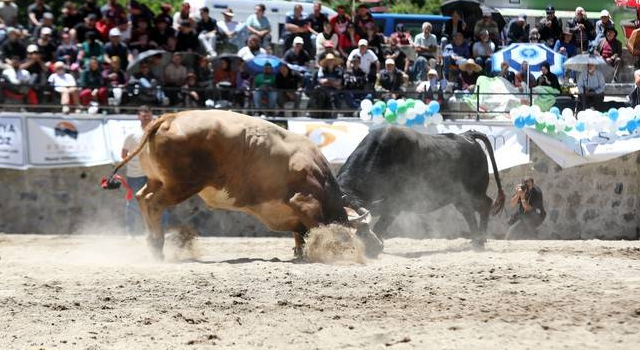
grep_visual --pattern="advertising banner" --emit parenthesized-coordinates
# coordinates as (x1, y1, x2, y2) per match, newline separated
(288, 121, 371, 163)
(0, 116, 25, 169)
(27, 118, 111, 167)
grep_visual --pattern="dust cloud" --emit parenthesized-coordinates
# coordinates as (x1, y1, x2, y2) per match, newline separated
(304, 224, 366, 264)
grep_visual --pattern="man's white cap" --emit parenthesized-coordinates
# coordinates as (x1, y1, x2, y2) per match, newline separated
(41, 27, 52, 36)
(27, 44, 39, 53)
(427, 69, 438, 76)
(293, 36, 304, 45)
(358, 39, 368, 46)
(600, 9, 610, 18)
(109, 27, 121, 37)
(385, 58, 395, 65)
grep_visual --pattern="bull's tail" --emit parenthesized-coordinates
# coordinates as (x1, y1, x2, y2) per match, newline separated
(468, 131, 505, 216)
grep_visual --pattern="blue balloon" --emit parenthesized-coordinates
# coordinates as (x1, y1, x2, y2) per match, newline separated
(514, 116, 526, 129)
(549, 107, 560, 116)
(413, 114, 425, 125)
(608, 108, 619, 122)
(627, 119, 637, 133)
(428, 101, 440, 114)
(405, 119, 414, 127)
(525, 115, 536, 126)
(387, 99, 398, 113)
(425, 111, 433, 117)
(371, 105, 383, 116)
(575, 121, 586, 132)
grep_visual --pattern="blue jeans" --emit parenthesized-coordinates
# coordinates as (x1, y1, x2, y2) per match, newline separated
(475, 57, 492, 75)
(252, 89, 277, 110)
(125, 176, 169, 235)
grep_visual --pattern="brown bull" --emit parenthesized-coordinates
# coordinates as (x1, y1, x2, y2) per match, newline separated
(106, 110, 383, 260)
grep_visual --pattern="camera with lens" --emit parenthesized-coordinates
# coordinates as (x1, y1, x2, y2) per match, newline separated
(519, 183, 527, 191)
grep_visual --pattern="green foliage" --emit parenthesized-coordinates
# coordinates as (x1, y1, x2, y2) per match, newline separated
(387, 0, 441, 14)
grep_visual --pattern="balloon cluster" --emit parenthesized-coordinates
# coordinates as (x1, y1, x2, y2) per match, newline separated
(510, 105, 640, 136)
(359, 98, 443, 126)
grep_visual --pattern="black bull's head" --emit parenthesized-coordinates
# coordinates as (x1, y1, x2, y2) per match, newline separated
(346, 207, 384, 258)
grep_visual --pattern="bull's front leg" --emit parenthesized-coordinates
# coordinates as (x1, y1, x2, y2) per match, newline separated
(137, 182, 167, 260)
(293, 232, 306, 260)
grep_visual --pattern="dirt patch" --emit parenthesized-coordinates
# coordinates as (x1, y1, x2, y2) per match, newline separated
(304, 224, 365, 264)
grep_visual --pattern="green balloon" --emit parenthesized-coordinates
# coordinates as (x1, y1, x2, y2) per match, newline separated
(397, 103, 408, 115)
(564, 126, 573, 132)
(384, 109, 397, 123)
(406, 99, 415, 109)
(374, 101, 386, 113)
(546, 125, 556, 133)
(535, 122, 545, 131)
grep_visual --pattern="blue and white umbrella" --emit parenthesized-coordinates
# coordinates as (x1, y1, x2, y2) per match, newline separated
(491, 43, 565, 78)
(247, 55, 283, 73)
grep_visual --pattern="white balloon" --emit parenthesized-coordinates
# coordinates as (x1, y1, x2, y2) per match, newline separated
(634, 105, 640, 117)
(406, 108, 417, 120)
(576, 111, 586, 121)
(561, 108, 573, 121)
(414, 101, 427, 114)
(543, 112, 556, 125)
(359, 109, 372, 121)
(360, 99, 373, 112)
(432, 113, 444, 125)
(397, 115, 407, 125)
(372, 115, 385, 125)
(565, 116, 576, 127)
(530, 105, 542, 115)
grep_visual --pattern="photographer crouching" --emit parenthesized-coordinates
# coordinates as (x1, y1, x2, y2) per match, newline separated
(506, 176, 546, 239)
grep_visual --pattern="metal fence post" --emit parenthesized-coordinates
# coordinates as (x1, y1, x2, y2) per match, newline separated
(476, 85, 480, 121)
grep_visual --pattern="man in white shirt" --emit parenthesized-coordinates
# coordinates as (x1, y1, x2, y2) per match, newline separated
(121, 105, 154, 235)
(347, 39, 379, 76)
(238, 34, 266, 61)
(217, 8, 247, 51)
(47, 61, 79, 113)
(412, 21, 438, 81)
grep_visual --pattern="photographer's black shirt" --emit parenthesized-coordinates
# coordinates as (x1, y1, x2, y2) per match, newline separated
(519, 186, 545, 215)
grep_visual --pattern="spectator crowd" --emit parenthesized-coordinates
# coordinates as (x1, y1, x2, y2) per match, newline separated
(0, 1, 630, 115)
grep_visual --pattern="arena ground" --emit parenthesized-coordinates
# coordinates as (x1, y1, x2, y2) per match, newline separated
(1, 234, 640, 349)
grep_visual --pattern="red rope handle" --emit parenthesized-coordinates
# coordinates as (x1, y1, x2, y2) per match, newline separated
(100, 174, 134, 200)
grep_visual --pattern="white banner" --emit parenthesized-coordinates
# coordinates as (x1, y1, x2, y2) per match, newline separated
(0, 117, 26, 169)
(525, 129, 640, 168)
(288, 121, 370, 163)
(105, 119, 141, 162)
(27, 118, 111, 167)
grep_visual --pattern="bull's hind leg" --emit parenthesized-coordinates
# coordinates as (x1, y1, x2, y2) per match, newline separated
(289, 192, 324, 260)
(454, 201, 483, 249)
(475, 195, 494, 242)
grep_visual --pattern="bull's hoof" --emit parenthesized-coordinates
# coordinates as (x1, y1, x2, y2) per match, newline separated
(293, 246, 304, 261)
(471, 238, 486, 251)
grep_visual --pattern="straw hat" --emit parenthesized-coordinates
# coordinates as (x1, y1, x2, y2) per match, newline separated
(319, 53, 343, 67)
(460, 58, 482, 72)
(223, 8, 234, 17)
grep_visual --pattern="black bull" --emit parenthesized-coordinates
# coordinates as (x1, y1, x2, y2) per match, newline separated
(337, 126, 505, 246)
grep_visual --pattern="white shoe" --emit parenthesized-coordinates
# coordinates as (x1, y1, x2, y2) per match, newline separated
(62, 105, 70, 114)
(74, 108, 82, 114)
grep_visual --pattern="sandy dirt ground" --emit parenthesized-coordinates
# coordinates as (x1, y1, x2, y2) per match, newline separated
(1, 234, 640, 350)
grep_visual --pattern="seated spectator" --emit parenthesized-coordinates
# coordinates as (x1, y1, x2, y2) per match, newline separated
(353, 4, 374, 38)
(347, 39, 379, 84)
(536, 62, 561, 91)
(377, 58, 407, 97)
(21, 44, 47, 87)
(155, 3, 173, 28)
(456, 58, 481, 93)
(384, 37, 410, 74)
(56, 32, 79, 71)
(306, 1, 328, 40)
(578, 63, 605, 110)
(129, 17, 153, 55)
(27, 0, 51, 32)
(238, 35, 266, 61)
(285, 4, 312, 54)
(496, 61, 516, 84)
(506, 14, 529, 44)
(472, 30, 495, 74)
(515, 60, 536, 90)
(363, 24, 385, 60)
(128, 61, 165, 105)
(79, 32, 104, 68)
(213, 57, 237, 102)
(442, 10, 467, 44)
(252, 62, 277, 112)
(101, 0, 125, 24)
(596, 27, 622, 82)
(284, 36, 312, 67)
(182, 72, 202, 107)
(0, 0, 19, 28)
(246, 4, 271, 48)
(34, 13, 58, 45)
(316, 40, 337, 63)
(594, 10, 614, 46)
(412, 22, 438, 81)
(129, 0, 153, 31)
(421, 69, 447, 105)
(275, 63, 302, 115)
(528, 28, 541, 44)
(79, 57, 107, 106)
(343, 55, 369, 108)
(197, 6, 218, 58)
(217, 8, 246, 52)
(103, 56, 127, 107)
(627, 69, 640, 107)
(172, 2, 193, 30)
(316, 21, 338, 61)
(443, 32, 470, 81)
(48, 61, 79, 113)
(1, 27, 26, 63)
(338, 22, 359, 60)
(310, 53, 344, 118)
(2, 55, 38, 105)
(567, 7, 594, 53)
(95, 12, 115, 43)
(329, 5, 350, 37)
(163, 53, 188, 104)
(36, 27, 57, 65)
(175, 20, 200, 53)
(538, 6, 562, 47)
(474, 10, 500, 44)
(150, 16, 176, 51)
(72, 14, 99, 44)
(195, 56, 213, 90)
(389, 23, 413, 47)
(554, 29, 577, 58)
(104, 28, 131, 72)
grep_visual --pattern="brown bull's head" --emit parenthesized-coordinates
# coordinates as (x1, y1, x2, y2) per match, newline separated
(346, 207, 384, 258)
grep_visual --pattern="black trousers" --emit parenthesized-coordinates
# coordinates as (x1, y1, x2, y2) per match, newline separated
(506, 211, 545, 240)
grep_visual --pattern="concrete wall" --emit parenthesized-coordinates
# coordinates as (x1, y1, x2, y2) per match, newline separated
(1, 143, 639, 240)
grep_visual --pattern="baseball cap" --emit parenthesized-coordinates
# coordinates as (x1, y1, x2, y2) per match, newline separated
(600, 10, 610, 18)
(545, 6, 555, 12)
(427, 69, 438, 76)
(109, 27, 121, 37)
(358, 39, 368, 46)
(43, 12, 53, 20)
(385, 58, 395, 65)
(293, 36, 304, 45)
(41, 27, 52, 36)
(27, 44, 39, 53)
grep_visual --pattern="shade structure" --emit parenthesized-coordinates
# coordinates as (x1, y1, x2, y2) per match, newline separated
(126, 50, 172, 76)
(491, 43, 565, 78)
(247, 55, 283, 73)
(563, 53, 613, 76)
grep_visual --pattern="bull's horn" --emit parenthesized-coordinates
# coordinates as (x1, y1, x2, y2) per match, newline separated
(347, 208, 370, 223)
